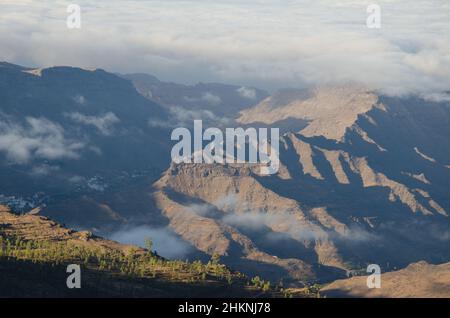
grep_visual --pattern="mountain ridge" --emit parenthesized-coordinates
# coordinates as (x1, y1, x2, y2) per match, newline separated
(1, 204, 296, 297)
(0, 62, 449, 295)
(150, 86, 450, 284)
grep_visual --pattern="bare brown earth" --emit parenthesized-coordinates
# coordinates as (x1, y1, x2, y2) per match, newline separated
(153, 163, 347, 283)
(321, 261, 450, 298)
(237, 85, 381, 141)
(152, 130, 448, 283)
(0, 205, 139, 254)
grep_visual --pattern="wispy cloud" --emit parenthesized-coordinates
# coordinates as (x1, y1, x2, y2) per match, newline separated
(0, 116, 84, 163)
(184, 92, 222, 106)
(65, 112, 120, 136)
(30, 163, 60, 176)
(148, 105, 232, 128)
(186, 194, 376, 242)
(237, 87, 257, 100)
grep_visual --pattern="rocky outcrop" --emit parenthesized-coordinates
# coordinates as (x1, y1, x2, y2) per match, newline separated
(151, 88, 450, 284)
(321, 261, 450, 298)
(238, 86, 380, 141)
(153, 163, 348, 280)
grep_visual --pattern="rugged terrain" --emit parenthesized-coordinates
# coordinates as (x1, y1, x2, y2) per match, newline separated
(153, 85, 450, 284)
(1, 62, 449, 293)
(0, 204, 299, 297)
(0, 62, 172, 230)
(321, 261, 450, 298)
(121, 73, 268, 126)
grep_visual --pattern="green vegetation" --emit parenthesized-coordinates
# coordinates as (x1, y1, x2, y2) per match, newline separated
(0, 211, 314, 297)
(144, 237, 153, 253)
(250, 276, 271, 292)
(1, 232, 308, 297)
(0, 234, 244, 285)
(305, 283, 322, 298)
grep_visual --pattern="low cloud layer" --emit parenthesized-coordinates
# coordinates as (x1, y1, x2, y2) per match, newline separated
(1, 0, 449, 96)
(184, 92, 222, 106)
(148, 106, 232, 128)
(0, 116, 84, 163)
(109, 225, 193, 259)
(186, 194, 376, 243)
(237, 87, 257, 100)
(221, 209, 376, 242)
(65, 112, 120, 136)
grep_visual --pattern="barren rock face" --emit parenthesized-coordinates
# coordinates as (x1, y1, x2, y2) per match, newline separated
(1, 63, 449, 290)
(153, 163, 338, 281)
(237, 85, 380, 141)
(151, 87, 450, 285)
(321, 261, 450, 298)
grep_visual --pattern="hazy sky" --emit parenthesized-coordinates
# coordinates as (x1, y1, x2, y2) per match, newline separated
(1, 0, 449, 97)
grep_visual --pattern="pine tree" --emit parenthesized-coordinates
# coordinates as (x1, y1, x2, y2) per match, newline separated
(144, 237, 153, 253)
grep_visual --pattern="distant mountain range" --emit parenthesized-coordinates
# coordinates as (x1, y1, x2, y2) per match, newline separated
(121, 73, 268, 123)
(1, 62, 449, 293)
(0, 62, 171, 230)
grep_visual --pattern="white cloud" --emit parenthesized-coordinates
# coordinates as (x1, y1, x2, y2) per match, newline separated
(68, 175, 85, 183)
(65, 112, 120, 135)
(184, 92, 222, 106)
(148, 105, 232, 128)
(237, 86, 256, 100)
(0, 117, 84, 163)
(31, 164, 60, 176)
(109, 225, 193, 259)
(420, 92, 450, 103)
(222, 210, 377, 242)
(73, 95, 86, 105)
(1, 0, 450, 96)
(187, 194, 376, 242)
(201, 92, 222, 106)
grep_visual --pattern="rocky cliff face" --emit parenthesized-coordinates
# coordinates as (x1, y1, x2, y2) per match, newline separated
(152, 86, 450, 284)
(1, 63, 448, 288)
(238, 85, 380, 141)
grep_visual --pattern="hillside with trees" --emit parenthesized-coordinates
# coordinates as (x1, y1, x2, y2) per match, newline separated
(0, 205, 314, 297)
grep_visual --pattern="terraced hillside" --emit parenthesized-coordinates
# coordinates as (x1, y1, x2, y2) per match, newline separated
(0, 205, 309, 297)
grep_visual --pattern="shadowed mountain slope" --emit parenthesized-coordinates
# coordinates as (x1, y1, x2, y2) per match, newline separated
(0, 62, 171, 229)
(1, 63, 449, 292)
(122, 73, 269, 127)
(152, 86, 450, 285)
